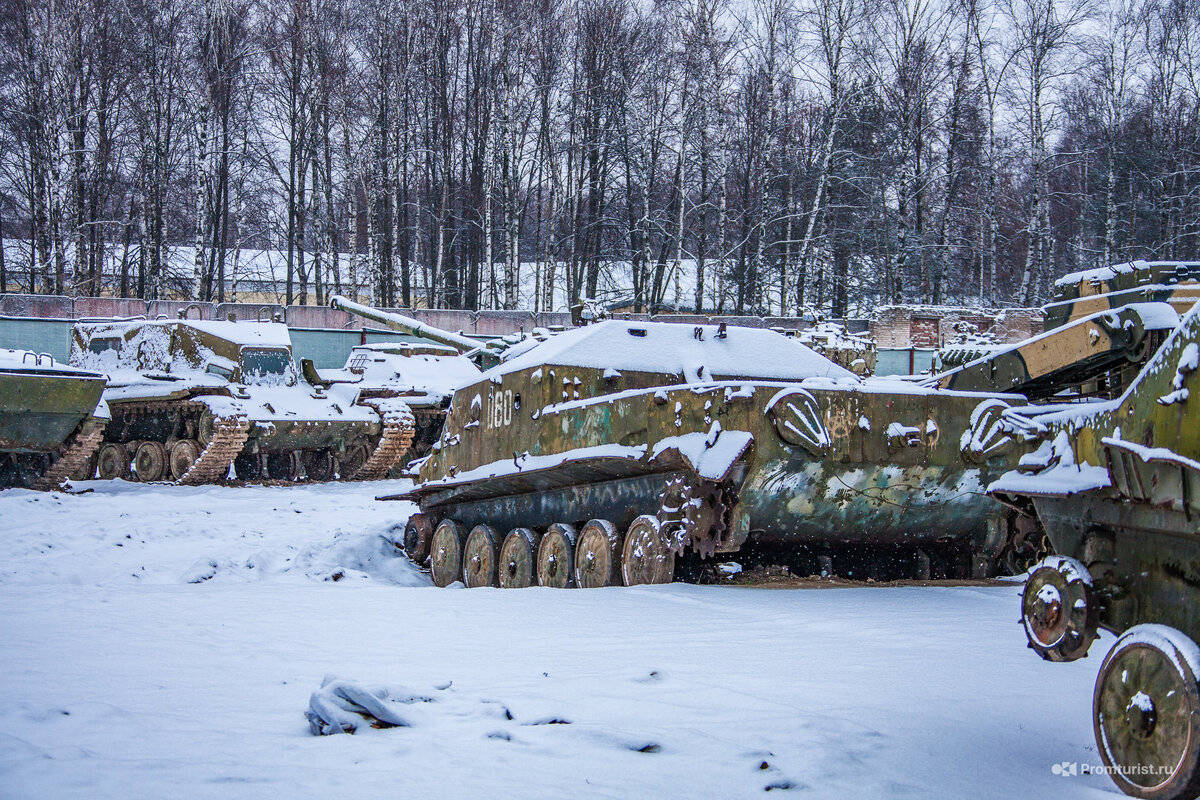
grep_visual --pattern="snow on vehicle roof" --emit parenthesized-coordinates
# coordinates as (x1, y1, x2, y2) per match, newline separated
(482, 320, 856, 382)
(1053, 259, 1200, 288)
(352, 342, 460, 355)
(0, 348, 101, 376)
(180, 320, 292, 347)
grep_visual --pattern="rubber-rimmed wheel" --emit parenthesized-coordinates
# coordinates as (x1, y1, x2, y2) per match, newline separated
(301, 449, 335, 482)
(499, 528, 539, 589)
(1094, 624, 1200, 799)
(403, 514, 433, 563)
(430, 519, 467, 588)
(463, 524, 500, 588)
(537, 523, 577, 588)
(575, 519, 622, 588)
(96, 443, 130, 480)
(622, 515, 675, 586)
(338, 441, 370, 479)
(169, 439, 202, 480)
(266, 451, 301, 481)
(1022, 556, 1098, 662)
(133, 440, 168, 482)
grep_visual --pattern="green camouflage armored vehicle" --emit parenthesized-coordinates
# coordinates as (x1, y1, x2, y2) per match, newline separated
(934, 260, 1200, 401)
(0, 348, 108, 489)
(977, 299, 1200, 800)
(70, 318, 414, 484)
(387, 319, 1031, 588)
(1044, 259, 1200, 330)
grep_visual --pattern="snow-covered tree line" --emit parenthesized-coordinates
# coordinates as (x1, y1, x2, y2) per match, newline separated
(2, 0, 1200, 314)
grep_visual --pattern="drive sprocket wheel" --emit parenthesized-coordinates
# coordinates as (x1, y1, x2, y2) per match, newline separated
(657, 475, 730, 558)
(1022, 556, 1098, 662)
(402, 513, 433, 564)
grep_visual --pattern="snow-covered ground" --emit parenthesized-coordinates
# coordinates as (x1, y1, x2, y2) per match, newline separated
(1, 480, 1120, 798)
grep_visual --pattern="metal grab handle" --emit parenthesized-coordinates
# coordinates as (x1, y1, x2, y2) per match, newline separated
(20, 351, 53, 366)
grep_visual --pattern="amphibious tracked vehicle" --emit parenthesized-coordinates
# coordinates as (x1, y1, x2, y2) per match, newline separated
(978, 294, 1200, 800)
(389, 319, 1032, 588)
(0, 349, 107, 489)
(70, 318, 414, 484)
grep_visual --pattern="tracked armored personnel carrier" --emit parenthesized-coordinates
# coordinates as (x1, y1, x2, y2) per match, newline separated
(978, 298, 1200, 800)
(0, 349, 107, 489)
(70, 319, 414, 484)
(312, 340, 480, 461)
(389, 319, 1032, 588)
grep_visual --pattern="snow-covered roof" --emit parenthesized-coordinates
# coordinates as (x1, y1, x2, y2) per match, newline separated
(482, 320, 855, 382)
(0, 348, 100, 376)
(77, 319, 292, 348)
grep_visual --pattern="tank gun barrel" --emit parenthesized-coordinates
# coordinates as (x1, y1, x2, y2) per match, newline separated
(330, 295, 482, 354)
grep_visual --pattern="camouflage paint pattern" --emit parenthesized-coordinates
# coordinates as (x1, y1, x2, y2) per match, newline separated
(1043, 260, 1200, 330)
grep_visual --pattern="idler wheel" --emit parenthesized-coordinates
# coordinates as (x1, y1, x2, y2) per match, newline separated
(133, 440, 168, 482)
(301, 449, 336, 482)
(266, 451, 302, 481)
(197, 410, 217, 448)
(498, 528, 539, 589)
(338, 440, 371, 480)
(1021, 556, 1098, 662)
(430, 519, 467, 588)
(96, 443, 130, 481)
(621, 515, 675, 586)
(1094, 625, 1200, 799)
(536, 523, 577, 588)
(402, 514, 433, 563)
(462, 524, 500, 588)
(574, 519, 621, 588)
(168, 439, 202, 480)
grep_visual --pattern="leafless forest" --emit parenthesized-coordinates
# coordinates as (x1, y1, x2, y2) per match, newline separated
(1, 0, 1199, 314)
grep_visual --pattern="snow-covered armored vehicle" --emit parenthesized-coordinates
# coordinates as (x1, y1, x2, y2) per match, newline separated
(388, 319, 1030, 588)
(794, 322, 876, 376)
(982, 300, 1200, 800)
(70, 319, 414, 484)
(0, 349, 107, 489)
(312, 341, 480, 460)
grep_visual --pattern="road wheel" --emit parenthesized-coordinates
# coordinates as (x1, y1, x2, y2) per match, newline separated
(338, 441, 371, 479)
(301, 449, 336, 482)
(499, 528, 539, 588)
(463, 524, 500, 588)
(169, 439, 202, 480)
(133, 440, 168, 482)
(536, 523, 577, 588)
(96, 443, 130, 480)
(1094, 625, 1200, 799)
(403, 514, 433, 563)
(622, 515, 675, 586)
(1021, 556, 1098, 662)
(266, 451, 301, 481)
(430, 520, 467, 588)
(233, 452, 262, 481)
(575, 519, 621, 588)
